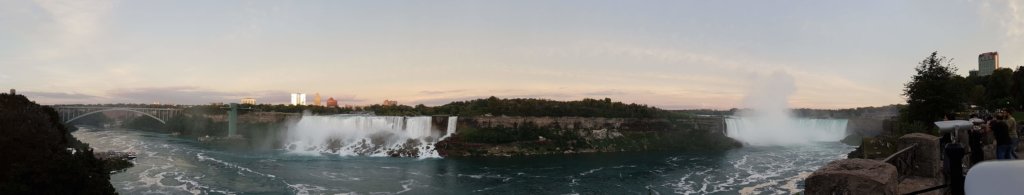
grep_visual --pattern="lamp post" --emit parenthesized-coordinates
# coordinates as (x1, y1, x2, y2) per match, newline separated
(228, 103, 238, 137)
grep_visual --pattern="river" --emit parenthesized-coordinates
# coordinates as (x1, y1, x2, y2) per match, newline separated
(72, 127, 854, 194)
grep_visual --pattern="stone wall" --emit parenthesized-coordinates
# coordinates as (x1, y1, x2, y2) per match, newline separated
(805, 159, 899, 195)
(896, 133, 942, 179)
(811, 133, 945, 194)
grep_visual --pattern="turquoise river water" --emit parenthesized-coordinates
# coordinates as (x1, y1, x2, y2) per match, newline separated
(72, 127, 854, 194)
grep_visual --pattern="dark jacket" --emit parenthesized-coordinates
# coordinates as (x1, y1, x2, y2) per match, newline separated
(992, 120, 1012, 145)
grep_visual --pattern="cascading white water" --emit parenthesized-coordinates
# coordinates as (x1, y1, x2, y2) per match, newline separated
(443, 116, 458, 139)
(726, 70, 849, 146)
(283, 115, 457, 158)
(725, 117, 848, 146)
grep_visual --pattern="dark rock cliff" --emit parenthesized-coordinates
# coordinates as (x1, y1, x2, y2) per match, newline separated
(0, 93, 117, 194)
(436, 116, 739, 157)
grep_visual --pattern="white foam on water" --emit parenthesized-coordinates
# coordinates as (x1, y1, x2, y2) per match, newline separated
(579, 167, 604, 176)
(319, 171, 362, 181)
(283, 115, 458, 158)
(196, 153, 277, 179)
(782, 171, 812, 194)
(458, 174, 485, 179)
(396, 179, 416, 194)
(287, 183, 328, 195)
(660, 143, 856, 194)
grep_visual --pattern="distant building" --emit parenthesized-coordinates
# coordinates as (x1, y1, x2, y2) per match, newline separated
(326, 97, 338, 107)
(383, 99, 398, 106)
(969, 70, 979, 77)
(241, 98, 256, 105)
(290, 93, 306, 106)
(978, 52, 999, 76)
(9, 89, 14, 95)
(313, 93, 322, 106)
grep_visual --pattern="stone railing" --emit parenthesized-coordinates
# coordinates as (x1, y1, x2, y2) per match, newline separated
(884, 143, 918, 180)
(893, 133, 942, 180)
(805, 133, 943, 195)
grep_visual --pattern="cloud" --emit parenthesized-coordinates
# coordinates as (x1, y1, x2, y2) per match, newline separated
(1003, 0, 1024, 41)
(534, 41, 747, 71)
(978, 0, 1024, 43)
(18, 91, 103, 105)
(418, 89, 468, 95)
(526, 41, 900, 109)
(30, 0, 114, 59)
(106, 86, 294, 105)
(33, 0, 110, 36)
(22, 91, 99, 99)
(583, 90, 628, 96)
(107, 86, 238, 104)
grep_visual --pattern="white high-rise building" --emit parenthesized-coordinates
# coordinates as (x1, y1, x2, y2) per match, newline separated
(291, 93, 307, 105)
(978, 52, 999, 76)
(241, 97, 256, 105)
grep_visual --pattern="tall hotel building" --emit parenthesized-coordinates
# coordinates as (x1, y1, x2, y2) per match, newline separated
(291, 93, 307, 105)
(978, 52, 999, 76)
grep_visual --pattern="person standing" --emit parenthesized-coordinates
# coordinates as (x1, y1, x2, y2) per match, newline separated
(969, 115, 986, 166)
(992, 114, 1013, 160)
(1005, 109, 1019, 159)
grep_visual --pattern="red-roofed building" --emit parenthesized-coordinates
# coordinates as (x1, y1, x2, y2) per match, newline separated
(326, 97, 338, 107)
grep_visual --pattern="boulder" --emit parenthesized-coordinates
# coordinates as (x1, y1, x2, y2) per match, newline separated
(805, 159, 898, 195)
(841, 133, 863, 146)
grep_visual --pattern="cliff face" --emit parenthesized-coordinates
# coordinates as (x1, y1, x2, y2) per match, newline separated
(0, 93, 116, 194)
(201, 112, 300, 123)
(465, 116, 726, 134)
(846, 117, 887, 136)
(436, 116, 739, 157)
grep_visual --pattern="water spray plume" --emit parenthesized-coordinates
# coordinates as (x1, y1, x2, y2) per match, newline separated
(725, 70, 848, 146)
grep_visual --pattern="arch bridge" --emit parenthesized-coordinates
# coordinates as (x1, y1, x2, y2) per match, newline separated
(52, 106, 183, 125)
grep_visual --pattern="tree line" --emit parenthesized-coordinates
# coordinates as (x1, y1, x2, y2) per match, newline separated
(177, 96, 687, 119)
(902, 51, 1024, 127)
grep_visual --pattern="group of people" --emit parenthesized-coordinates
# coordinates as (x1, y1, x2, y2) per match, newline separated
(963, 109, 1021, 166)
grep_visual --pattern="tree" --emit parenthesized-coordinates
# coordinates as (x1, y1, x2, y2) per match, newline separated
(1012, 67, 1024, 109)
(968, 85, 987, 106)
(903, 52, 966, 123)
(986, 68, 1015, 108)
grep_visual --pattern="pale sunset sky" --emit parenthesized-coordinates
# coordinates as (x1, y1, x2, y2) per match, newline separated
(2, 0, 1023, 109)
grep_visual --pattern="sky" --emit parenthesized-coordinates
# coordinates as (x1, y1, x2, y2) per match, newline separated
(2, 0, 1023, 109)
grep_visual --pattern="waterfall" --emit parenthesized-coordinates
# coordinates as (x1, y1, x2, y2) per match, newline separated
(283, 115, 458, 158)
(442, 116, 458, 139)
(725, 117, 848, 146)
